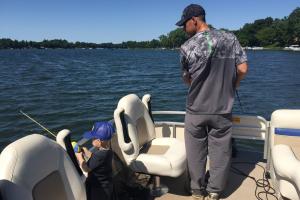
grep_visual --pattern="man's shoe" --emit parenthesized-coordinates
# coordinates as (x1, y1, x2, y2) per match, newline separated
(192, 194, 205, 200)
(191, 189, 206, 200)
(206, 192, 219, 200)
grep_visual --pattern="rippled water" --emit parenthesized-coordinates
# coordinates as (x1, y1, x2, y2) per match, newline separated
(0, 49, 300, 150)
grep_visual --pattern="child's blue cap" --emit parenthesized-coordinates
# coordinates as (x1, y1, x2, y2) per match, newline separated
(83, 122, 115, 141)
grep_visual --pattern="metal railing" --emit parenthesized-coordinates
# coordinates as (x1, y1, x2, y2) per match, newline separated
(152, 111, 270, 159)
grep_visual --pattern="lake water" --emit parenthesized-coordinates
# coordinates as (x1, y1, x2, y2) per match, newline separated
(0, 49, 300, 151)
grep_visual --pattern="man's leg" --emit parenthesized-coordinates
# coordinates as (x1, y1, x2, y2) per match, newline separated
(184, 113, 208, 195)
(206, 114, 232, 195)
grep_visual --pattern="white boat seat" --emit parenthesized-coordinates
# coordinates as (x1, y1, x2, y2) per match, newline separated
(270, 109, 300, 200)
(114, 94, 186, 178)
(272, 144, 300, 200)
(135, 137, 186, 177)
(0, 134, 86, 200)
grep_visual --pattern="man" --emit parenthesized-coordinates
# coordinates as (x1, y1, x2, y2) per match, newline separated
(176, 4, 248, 200)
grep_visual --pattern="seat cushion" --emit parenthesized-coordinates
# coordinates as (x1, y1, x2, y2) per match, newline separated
(131, 137, 186, 177)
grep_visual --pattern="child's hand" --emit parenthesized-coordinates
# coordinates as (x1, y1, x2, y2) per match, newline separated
(82, 147, 89, 153)
(75, 152, 84, 161)
(81, 147, 92, 158)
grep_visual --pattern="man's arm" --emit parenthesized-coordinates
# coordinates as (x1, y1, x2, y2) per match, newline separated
(233, 34, 248, 88)
(180, 50, 191, 86)
(236, 62, 248, 88)
(182, 70, 192, 86)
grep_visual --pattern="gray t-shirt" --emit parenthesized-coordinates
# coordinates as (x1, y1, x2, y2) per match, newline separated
(180, 29, 247, 114)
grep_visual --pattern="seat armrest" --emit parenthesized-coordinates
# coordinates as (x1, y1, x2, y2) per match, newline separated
(114, 107, 133, 154)
(142, 94, 151, 109)
(56, 129, 71, 150)
(56, 129, 84, 176)
(272, 144, 300, 191)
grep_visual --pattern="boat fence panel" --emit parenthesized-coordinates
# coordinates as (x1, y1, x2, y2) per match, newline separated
(232, 115, 269, 159)
(154, 121, 185, 141)
(232, 115, 267, 141)
(152, 111, 270, 159)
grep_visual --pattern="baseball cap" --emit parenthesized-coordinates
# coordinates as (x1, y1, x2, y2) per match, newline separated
(176, 4, 206, 26)
(83, 122, 115, 141)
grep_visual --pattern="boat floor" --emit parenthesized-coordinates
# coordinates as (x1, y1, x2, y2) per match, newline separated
(154, 150, 279, 200)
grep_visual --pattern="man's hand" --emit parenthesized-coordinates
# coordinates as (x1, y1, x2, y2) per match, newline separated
(182, 70, 192, 86)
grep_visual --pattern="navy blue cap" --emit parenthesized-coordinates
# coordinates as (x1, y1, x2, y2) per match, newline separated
(83, 122, 115, 141)
(176, 4, 206, 26)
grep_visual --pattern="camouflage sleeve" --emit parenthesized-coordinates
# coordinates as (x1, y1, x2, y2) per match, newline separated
(180, 48, 190, 83)
(233, 36, 247, 66)
(180, 48, 189, 70)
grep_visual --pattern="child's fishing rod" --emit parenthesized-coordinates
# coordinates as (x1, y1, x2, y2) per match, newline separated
(20, 110, 56, 138)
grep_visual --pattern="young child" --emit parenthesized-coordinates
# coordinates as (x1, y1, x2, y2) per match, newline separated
(75, 122, 114, 200)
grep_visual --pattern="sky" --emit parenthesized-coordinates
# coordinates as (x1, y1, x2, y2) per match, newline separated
(0, 0, 299, 44)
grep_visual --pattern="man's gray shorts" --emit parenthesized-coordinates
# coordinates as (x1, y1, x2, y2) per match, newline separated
(184, 113, 232, 194)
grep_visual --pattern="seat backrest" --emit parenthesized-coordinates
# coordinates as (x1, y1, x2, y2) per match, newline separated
(0, 134, 86, 200)
(270, 109, 300, 159)
(114, 94, 155, 165)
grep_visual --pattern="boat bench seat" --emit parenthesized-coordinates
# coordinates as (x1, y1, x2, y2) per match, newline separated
(0, 134, 86, 200)
(270, 110, 300, 200)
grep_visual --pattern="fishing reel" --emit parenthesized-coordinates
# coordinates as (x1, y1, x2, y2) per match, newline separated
(71, 141, 81, 153)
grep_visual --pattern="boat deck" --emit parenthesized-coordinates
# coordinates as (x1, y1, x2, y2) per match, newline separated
(155, 150, 279, 200)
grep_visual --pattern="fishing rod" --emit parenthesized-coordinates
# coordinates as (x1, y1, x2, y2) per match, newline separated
(20, 110, 56, 138)
(20, 110, 83, 154)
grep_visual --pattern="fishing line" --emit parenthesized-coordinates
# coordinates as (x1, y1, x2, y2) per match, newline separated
(20, 110, 56, 138)
(236, 90, 245, 113)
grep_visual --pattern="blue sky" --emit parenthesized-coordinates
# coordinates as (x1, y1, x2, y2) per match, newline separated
(0, 0, 299, 43)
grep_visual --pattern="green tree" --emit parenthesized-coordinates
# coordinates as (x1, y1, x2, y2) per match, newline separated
(167, 28, 188, 48)
(288, 7, 300, 45)
(159, 35, 170, 48)
(256, 27, 276, 46)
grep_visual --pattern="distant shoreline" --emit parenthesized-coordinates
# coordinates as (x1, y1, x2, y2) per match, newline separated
(1, 6, 299, 51)
(1, 47, 299, 52)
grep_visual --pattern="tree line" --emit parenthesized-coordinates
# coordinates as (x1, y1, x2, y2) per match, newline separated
(0, 7, 299, 49)
(0, 32, 187, 49)
(233, 7, 300, 47)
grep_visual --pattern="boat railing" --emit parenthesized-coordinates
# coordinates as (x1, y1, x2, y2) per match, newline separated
(77, 111, 270, 167)
(152, 111, 270, 160)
